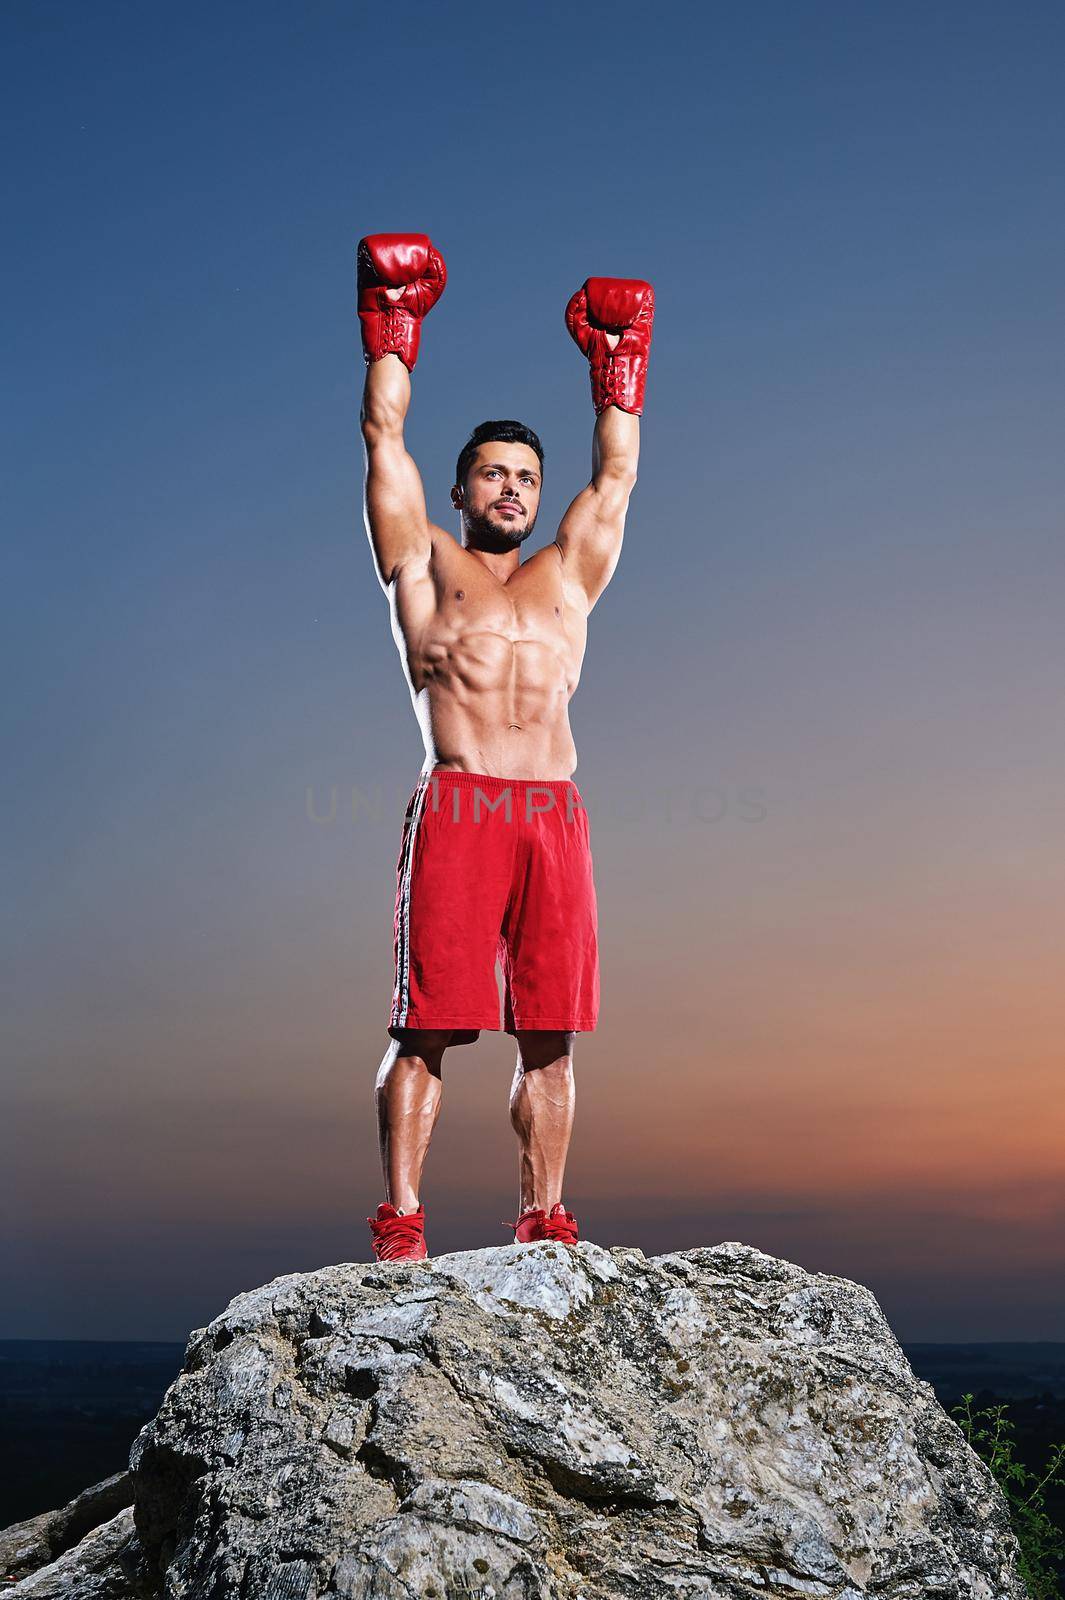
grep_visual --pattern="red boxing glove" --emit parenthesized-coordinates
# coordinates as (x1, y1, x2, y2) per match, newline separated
(565, 276, 655, 415)
(357, 233, 447, 372)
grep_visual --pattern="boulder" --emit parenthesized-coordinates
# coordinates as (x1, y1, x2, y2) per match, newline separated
(3, 1241, 1028, 1598)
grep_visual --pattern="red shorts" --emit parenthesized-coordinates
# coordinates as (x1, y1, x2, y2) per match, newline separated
(389, 767, 599, 1044)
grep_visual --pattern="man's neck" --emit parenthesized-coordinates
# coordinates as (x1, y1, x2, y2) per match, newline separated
(463, 544, 522, 583)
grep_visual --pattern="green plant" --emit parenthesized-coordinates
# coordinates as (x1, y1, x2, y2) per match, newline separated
(951, 1393, 1065, 1600)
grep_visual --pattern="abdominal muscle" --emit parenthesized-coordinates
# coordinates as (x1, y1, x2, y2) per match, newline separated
(408, 629, 581, 781)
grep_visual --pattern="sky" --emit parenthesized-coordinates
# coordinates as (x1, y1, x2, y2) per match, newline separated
(2, 0, 1063, 1343)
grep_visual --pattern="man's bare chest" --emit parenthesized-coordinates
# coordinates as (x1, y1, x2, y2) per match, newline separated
(394, 543, 588, 680)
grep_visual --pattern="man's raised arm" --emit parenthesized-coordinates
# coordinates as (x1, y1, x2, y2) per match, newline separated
(554, 277, 655, 613)
(357, 233, 447, 591)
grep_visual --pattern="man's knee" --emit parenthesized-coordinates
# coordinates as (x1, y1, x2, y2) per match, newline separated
(381, 1028, 453, 1078)
(514, 1029, 576, 1071)
(390, 1027, 453, 1055)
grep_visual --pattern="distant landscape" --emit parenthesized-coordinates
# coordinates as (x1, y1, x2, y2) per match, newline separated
(0, 1341, 185, 1528)
(2, 1339, 1063, 1570)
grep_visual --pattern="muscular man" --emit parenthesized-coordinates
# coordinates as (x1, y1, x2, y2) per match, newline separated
(357, 233, 654, 1262)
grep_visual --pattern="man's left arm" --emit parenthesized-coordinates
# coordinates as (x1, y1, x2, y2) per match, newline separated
(554, 276, 655, 613)
(554, 406, 640, 612)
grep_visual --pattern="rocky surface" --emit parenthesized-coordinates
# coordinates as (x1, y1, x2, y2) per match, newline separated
(0, 1470, 133, 1583)
(2, 1240, 1028, 1598)
(2, 1506, 140, 1598)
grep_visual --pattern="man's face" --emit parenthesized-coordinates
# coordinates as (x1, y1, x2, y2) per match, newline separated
(452, 442, 542, 550)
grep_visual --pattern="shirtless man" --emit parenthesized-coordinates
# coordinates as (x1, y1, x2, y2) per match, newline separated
(357, 233, 654, 1262)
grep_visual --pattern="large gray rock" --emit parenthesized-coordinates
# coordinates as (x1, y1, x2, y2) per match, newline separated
(0, 1470, 133, 1582)
(3, 1241, 1029, 1598)
(1, 1505, 142, 1597)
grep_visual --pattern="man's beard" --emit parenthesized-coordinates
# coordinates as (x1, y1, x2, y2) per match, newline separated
(463, 504, 536, 552)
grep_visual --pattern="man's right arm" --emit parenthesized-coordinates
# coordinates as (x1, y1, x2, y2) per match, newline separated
(361, 353, 432, 591)
(356, 232, 447, 592)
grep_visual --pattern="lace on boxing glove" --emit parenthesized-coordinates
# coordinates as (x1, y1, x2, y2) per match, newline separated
(357, 233, 447, 372)
(565, 276, 655, 416)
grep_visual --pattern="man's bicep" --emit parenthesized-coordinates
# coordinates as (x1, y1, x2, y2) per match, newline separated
(554, 478, 631, 611)
(362, 428, 433, 588)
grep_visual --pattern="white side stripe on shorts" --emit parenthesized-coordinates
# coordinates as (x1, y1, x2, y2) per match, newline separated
(391, 772, 432, 1025)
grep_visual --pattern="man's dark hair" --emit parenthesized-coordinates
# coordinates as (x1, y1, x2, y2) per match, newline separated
(455, 420, 544, 493)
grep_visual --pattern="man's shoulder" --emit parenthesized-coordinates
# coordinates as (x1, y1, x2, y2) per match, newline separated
(519, 541, 564, 574)
(525, 539, 588, 610)
(396, 524, 459, 579)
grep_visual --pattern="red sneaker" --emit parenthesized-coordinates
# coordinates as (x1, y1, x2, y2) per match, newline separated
(501, 1202, 579, 1245)
(368, 1202, 428, 1261)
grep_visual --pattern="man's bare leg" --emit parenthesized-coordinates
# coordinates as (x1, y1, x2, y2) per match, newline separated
(374, 1029, 452, 1212)
(509, 1030, 576, 1214)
